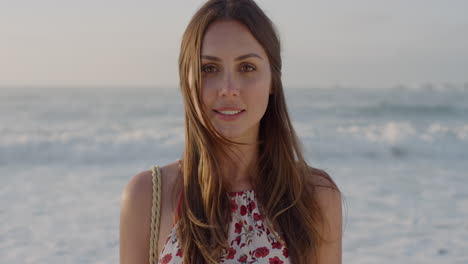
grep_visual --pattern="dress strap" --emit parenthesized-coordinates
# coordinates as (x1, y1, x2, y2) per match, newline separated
(174, 190, 183, 224)
(149, 165, 162, 264)
(174, 159, 183, 224)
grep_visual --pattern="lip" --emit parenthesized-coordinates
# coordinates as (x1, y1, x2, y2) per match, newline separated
(214, 107, 244, 112)
(213, 108, 245, 121)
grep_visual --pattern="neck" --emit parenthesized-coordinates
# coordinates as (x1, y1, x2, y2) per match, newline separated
(221, 140, 259, 192)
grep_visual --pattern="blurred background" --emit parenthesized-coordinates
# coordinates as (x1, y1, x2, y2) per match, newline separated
(1, 0, 467, 263)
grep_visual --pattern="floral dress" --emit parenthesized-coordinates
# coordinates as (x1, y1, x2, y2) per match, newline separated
(157, 190, 290, 264)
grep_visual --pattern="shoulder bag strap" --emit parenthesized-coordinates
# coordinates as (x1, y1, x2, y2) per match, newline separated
(149, 165, 162, 264)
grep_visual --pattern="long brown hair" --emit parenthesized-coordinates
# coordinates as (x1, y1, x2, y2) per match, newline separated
(174, 0, 341, 263)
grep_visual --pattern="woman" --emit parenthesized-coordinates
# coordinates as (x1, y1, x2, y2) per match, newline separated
(120, 0, 342, 263)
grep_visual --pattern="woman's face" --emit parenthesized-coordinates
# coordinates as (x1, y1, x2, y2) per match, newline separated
(200, 20, 272, 143)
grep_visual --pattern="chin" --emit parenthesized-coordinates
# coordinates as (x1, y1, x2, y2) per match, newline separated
(211, 124, 239, 137)
(215, 125, 257, 143)
(218, 128, 245, 140)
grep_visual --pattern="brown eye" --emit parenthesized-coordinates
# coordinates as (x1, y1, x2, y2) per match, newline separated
(201, 64, 218, 73)
(240, 63, 256, 72)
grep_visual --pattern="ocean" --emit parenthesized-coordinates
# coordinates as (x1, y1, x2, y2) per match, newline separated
(1, 86, 467, 263)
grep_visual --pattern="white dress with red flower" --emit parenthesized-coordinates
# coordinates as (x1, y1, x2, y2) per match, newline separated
(157, 190, 290, 264)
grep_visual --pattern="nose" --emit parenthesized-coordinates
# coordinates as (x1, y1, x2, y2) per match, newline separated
(218, 73, 240, 97)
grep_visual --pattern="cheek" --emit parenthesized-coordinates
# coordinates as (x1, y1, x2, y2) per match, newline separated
(243, 74, 271, 103)
(201, 78, 218, 107)
(241, 84, 270, 122)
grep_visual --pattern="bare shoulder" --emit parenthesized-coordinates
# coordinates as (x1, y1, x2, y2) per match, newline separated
(306, 166, 338, 190)
(306, 166, 342, 263)
(306, 166, 342, 214)
(121, 169, 153, 206)
(119, 161, 182, 264)
(120, 161, 182, 215)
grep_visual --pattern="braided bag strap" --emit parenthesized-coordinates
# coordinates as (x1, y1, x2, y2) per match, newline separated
(149, 165, 162, 264)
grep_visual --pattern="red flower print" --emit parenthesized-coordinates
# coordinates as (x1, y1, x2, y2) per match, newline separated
(226, 247, 236, 259)
(238, 254, 248, 262)
(254, 247, 270, 258)
(161, 253, 172, 264)
(231, 200, 238, 212)
(248, 225, 253, 231)
(249, 200, 256, 211)
(232, 235, 241, 246)
(271, 241, 282, 249)
(257, 223, 265, 232)
(240, 205, 247, 216)
(176, 248, 182, 257)
(235, 221, 243, 234)
(253, 212, 263, 221)
(269, 256, 284, 264)
(283, 248, 289, 258)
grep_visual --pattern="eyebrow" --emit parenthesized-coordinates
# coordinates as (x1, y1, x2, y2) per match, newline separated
(201, 53, 263, 61)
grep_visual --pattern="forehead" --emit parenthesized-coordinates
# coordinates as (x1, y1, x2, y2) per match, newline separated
(201, 20, 266, 58)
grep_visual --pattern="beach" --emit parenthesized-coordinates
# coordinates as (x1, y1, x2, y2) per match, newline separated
(1, 86, 467, 263)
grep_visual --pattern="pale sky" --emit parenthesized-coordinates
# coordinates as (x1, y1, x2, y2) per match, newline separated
(1, 0, 467, 89)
